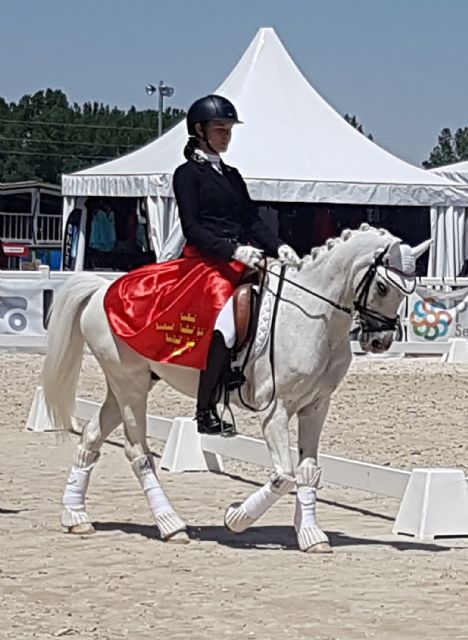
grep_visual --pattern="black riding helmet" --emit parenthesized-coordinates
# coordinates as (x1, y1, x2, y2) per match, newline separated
(186, 95, 242, 136)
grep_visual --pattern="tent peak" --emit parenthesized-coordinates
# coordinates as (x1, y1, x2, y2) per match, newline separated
(63, 25, 468, 209)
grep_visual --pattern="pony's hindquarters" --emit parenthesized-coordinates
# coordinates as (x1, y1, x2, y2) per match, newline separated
(42, 275, 107, 431)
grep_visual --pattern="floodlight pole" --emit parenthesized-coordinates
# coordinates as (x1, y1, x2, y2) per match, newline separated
(145, 81, 174, 137)
(158, 81, 164, 138)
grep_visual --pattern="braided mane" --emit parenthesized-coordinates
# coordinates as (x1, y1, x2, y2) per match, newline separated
(302, 223, 393, 266)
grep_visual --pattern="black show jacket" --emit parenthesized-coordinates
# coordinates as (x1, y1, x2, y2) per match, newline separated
(173, 157, 281, 261)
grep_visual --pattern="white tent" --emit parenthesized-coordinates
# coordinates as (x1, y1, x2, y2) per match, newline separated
(430, 160, 468, 187)
(427, 161, 468, 276)
(62, 27, 468, 272)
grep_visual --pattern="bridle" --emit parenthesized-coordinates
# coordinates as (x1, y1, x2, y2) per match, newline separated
(353, 246, 402, 335)
(260, 245, 403, 335)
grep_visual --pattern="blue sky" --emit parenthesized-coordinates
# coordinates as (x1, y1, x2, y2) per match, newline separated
(1, 0, 467, 165)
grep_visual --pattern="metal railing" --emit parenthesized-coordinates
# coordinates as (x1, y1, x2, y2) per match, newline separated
(36, 214, 62, 244)
(0, 212, 62, 244)
(0, 212, 33, 242)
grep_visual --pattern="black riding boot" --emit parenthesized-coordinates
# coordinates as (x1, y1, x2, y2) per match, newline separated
(196, 331, 235, 435)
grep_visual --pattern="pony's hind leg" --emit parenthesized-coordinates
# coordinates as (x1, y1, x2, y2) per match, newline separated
(114, 370, 189, 544)
(62, 386, 121, 534)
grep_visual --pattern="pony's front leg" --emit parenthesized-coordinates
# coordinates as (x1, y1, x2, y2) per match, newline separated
(295, 400, 332, 553)
(62, 387, 122, 534)
(225, 400, 295, 533)
(119, 380, 189, 544)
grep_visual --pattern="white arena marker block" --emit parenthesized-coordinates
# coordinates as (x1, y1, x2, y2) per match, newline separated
(26, 386, 54, 432)
(445, 338, 468, 364)
(393, 468, 468, 540)
(159, 417, 224, 473)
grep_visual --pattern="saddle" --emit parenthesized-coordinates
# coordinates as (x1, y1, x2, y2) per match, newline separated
(232, 283, 257, 351)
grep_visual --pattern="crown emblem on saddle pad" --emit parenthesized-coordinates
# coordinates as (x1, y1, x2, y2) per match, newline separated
(156, 322, 175, 332)
(180, 312, 197, 323)
(180, 325, 195, 335)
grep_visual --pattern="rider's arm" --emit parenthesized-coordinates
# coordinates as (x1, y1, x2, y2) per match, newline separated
(231, 168, 281, 257)
(173, 165, 237, 261)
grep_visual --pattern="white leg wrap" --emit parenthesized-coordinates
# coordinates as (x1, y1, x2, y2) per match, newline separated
(294, 466, 329, 551)
(62, 446, 99, 528)
(154, 511, 187, 540)
(132, 455, 186, 539)
(225, 472, 294, 533)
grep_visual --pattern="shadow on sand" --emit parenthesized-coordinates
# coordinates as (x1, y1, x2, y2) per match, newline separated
(92, 520, 456, 553)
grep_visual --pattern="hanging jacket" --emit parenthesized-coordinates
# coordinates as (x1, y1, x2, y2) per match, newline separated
(89, 209, 117, 252)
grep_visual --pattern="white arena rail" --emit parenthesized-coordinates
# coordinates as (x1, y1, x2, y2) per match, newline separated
(26, 390, 468, 541)
(71, 397, 410, 498)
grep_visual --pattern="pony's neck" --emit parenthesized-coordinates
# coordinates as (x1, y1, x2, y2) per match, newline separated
(299, 232, 381, 327)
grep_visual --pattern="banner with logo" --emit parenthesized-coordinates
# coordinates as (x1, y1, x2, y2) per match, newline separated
(406, 286, 468, 343)
(0, 279, 46, 336)
(0, 270, 122, 343)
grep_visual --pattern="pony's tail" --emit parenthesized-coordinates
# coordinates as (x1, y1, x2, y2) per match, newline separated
(42, 274, 106, 431)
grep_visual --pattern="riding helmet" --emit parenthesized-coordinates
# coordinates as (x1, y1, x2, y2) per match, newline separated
(186, 95, 242, 136)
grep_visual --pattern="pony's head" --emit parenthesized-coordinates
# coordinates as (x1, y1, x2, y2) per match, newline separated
(351, 225, 431, 353)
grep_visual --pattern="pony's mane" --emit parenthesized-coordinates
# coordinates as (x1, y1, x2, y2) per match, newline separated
(302, 223, 395, 266)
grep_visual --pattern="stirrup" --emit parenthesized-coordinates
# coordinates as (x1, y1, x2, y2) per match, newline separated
(219, 403, 237, 438)
(196, 407, 236, 437)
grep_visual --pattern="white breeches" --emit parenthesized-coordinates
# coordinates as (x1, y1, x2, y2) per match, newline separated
(214, 296, 236, 348)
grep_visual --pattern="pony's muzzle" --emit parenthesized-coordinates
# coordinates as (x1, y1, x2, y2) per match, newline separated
(359, 331, 394, 353)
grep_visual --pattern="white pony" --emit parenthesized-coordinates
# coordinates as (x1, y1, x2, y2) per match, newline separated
(42, 225, 429, 552)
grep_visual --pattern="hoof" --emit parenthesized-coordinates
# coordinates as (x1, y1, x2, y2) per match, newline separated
(155, 511, 187, 542)
(306, 541, 333, 554)
(163, 529, 190, 545)
(224, 502, 255, 533)
(296, 525, 331, 552)
(63, 522, 96, 535)
(61, 508, 93, 533)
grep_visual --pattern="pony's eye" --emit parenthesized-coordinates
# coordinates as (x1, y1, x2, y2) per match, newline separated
(377, 281, 388, 296)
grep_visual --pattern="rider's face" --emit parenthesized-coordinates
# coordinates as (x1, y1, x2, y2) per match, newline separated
(202, 120, 233, 153)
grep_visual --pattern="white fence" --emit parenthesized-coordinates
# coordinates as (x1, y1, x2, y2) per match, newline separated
(27, 391, 468, 541)
(0, 266, 122, 349)
(71, 397, 411, 498)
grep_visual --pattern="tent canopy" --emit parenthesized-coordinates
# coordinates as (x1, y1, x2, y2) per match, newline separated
(62, 28, 467, 207)
(430, 160, 468, 187)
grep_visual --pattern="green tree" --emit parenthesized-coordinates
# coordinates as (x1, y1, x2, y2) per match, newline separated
(344, 113, 374, 141)
(422, 128, 458, 168)
(422, 126, 468, 169)
(0, 90, 186, 183)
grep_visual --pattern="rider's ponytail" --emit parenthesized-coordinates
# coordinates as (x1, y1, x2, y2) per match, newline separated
(183, 136, 200, 160)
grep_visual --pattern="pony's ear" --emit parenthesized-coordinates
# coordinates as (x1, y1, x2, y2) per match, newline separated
(378, 241, 417, 294)
(386, 240, 402, 268)
(373, 241, 400, 265)
(376, 240, 416, 272)
(411, 239, 433, 260)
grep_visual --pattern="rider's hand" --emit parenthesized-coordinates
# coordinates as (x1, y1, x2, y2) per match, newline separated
(233, 245, 264, 268)
(278, 244, 301, 267)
